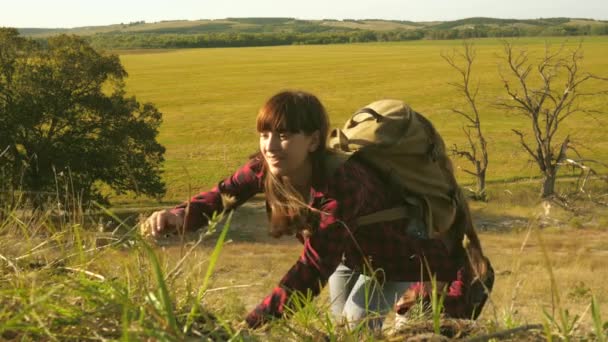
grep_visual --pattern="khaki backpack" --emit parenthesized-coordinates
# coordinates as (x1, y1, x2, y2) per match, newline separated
(327, 99, 458, 238)
(327, 99, 493, 315)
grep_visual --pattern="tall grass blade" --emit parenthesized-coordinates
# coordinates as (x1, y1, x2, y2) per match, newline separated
(183, 210, 234, 334)
(543, 318, 554, 342)
(592, 295, 606, 342)
(141, 239, 181, 338)
(120, 273, 133, 342)
(120, 297, 130, 342)
(71, 223, 86, 266)
(537, 229, 579, 341)
(430, 274, 446, 335)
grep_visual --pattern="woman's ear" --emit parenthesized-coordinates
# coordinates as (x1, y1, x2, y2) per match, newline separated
(309, 130, 321, 152)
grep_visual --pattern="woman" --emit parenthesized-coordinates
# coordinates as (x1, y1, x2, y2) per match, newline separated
(141, 90, 469, 329)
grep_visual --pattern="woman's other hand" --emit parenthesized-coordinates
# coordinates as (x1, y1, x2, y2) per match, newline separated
(140, 209, 184, 237)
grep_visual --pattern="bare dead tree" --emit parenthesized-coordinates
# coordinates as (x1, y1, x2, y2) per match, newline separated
(497, 41, 608, 198)
(442, 41, 489, 201)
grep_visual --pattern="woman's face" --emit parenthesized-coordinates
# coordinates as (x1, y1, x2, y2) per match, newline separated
(259, 130, 319, 178)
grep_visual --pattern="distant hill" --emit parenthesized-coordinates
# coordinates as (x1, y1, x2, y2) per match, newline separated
(14, 17, 608, 49)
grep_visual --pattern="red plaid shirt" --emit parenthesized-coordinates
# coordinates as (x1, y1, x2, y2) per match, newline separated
(173, 156, 465, 327)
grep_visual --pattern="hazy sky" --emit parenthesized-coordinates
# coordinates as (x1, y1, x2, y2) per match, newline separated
(2, 0, 607, 28)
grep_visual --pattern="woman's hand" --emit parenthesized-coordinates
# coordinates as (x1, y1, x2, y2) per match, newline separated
(140, 209, 184, 237)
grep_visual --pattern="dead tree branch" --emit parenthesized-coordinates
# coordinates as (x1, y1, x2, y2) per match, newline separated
(498, 41, 608, 198)
(442, 40, 489, 200)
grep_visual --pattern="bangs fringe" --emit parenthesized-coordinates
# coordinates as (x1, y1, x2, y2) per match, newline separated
(256, 107, 292, 133)
(256, 92, 322, 134)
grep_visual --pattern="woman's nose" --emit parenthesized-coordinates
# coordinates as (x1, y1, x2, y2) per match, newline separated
(264, 133, 281, 152)
(265, 134, 281, 152)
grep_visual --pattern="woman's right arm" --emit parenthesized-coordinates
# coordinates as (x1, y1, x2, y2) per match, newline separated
(141, 157, 265, 237)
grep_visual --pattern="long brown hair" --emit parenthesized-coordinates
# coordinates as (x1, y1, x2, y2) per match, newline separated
(256, 90, 329, 238)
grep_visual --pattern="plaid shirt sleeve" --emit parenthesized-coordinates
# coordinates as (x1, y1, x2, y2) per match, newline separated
(246, 163, 363, 328)
(171, 157, 264, 230)
(245, 201, 350, 328)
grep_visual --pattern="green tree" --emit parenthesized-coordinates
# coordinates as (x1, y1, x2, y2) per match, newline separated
(0, 28, 165, 208)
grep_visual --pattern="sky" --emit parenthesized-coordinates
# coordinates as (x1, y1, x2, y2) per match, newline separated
(1, 0, 607, 29)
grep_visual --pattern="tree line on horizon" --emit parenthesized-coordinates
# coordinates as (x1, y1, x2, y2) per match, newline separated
(85, 24, 608, 50)
(13, 16, 608, 50)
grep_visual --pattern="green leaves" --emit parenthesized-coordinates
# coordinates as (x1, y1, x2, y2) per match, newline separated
(0, 31, 166, 208)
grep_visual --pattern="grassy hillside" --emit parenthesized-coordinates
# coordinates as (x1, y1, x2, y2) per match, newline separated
(16, 17, 608, 50)
(115, 37, 608, 203)
(18, 17, 607, 37)
(1, 195, 607, 340)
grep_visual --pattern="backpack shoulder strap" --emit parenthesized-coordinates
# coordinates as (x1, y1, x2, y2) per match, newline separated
(324, 149, 351, 179)
(356, 206, 413, 226)
(356, 201, 458, 254)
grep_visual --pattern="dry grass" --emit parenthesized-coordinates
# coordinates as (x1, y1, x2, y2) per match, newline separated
(481, 228, 608, 322)
(132, 197, 608, 338)
(1, 193, 607, 340)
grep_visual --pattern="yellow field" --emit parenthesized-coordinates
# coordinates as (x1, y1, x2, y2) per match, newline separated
(118, 37, 608, 202)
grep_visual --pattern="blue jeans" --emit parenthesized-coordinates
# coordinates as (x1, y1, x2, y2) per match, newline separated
(328, 263, 412, 329)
